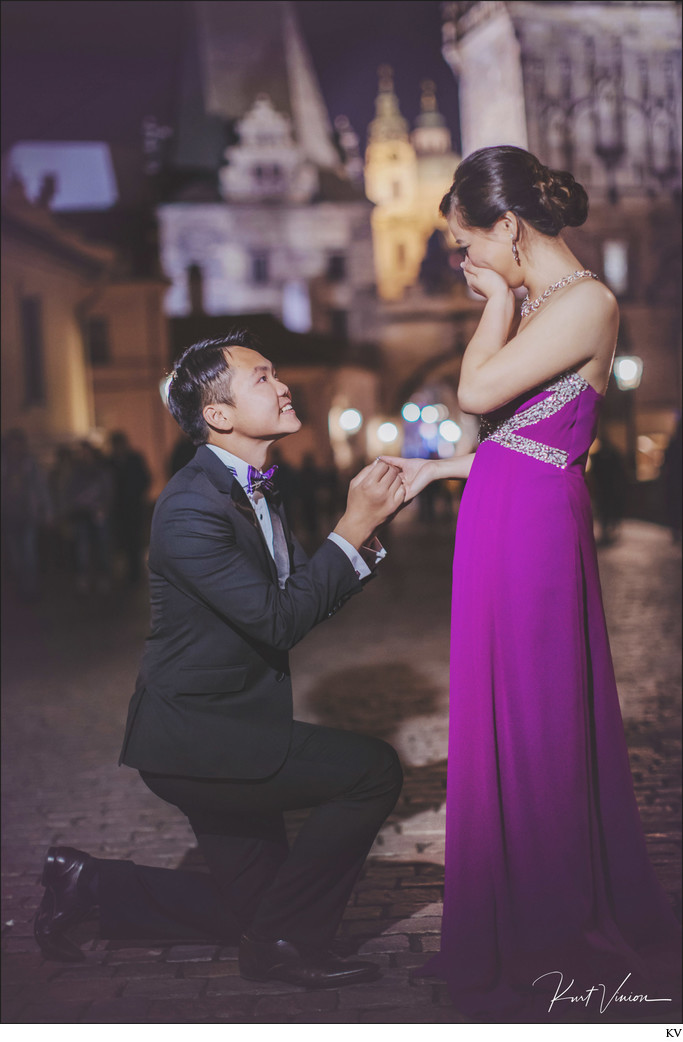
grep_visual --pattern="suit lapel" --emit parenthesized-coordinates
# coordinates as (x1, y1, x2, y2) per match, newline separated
(194, 445, 278, 582)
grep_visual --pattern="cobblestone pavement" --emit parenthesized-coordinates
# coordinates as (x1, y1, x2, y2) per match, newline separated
(1, 516, 680, 1026)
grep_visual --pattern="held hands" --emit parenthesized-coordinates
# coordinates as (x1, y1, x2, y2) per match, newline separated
(461, 256, 514, 305)
(334, 459, 406, 550)
(377, 456, 437, 503)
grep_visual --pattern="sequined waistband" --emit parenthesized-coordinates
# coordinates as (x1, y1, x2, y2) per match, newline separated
(478, 372, 588, 470)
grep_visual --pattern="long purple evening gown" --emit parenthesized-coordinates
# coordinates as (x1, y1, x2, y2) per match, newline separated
(419, 370, 680, 1020)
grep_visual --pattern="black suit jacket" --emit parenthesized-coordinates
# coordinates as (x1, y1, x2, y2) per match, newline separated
(119, 445, 365, 779)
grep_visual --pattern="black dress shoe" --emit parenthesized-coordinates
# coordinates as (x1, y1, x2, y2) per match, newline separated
(238, 933, 380, 989)
(34, 846, 98, 962)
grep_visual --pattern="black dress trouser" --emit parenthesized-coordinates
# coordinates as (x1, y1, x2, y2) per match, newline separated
(97, 722, 403, 950)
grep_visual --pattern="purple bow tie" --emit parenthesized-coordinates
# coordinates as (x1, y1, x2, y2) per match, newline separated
(247, 464, 278, 496)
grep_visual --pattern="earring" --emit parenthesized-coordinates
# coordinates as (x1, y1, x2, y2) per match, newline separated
(511, 238, 521, 266)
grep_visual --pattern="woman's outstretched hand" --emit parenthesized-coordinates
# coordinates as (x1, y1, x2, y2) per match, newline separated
(378, 456, 437, 502)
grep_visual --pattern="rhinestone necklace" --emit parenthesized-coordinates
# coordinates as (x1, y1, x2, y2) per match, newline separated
(521, 270, 599, 318)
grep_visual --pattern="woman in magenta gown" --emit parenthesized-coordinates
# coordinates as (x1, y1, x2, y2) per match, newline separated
(384, 146, 680, 1021)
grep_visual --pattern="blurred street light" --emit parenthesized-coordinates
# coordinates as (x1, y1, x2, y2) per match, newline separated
(339, 408, 363, 433)
(613, 356, 643, 391)
(439, 419, 462, 443)
(377, 422, 399, 443)
(613, 355, 643, 478)
(402, 402, 421, 422)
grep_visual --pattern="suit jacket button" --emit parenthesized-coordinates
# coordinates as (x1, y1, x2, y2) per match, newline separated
(276, 671, 286, 682)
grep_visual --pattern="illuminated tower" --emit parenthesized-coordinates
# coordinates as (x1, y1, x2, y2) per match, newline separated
(364, 69, 459, 300)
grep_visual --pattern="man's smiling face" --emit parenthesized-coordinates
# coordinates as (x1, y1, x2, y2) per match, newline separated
(218, 346, 301, 444)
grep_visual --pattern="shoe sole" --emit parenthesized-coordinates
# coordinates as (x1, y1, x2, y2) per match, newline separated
(239, 967, 380, 989)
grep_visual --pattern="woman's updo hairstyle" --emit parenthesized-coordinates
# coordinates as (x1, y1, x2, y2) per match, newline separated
(439, 145, 588, 236)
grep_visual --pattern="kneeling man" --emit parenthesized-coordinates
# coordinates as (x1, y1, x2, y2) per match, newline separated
(34, 330, 404, 988)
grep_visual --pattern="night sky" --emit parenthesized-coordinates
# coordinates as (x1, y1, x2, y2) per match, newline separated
(2, 0, 460, 203)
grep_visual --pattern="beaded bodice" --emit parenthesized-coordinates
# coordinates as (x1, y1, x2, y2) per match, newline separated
(478, 371, 599, 470)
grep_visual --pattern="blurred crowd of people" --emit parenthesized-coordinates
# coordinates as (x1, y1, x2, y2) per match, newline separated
(4, 420, 680, 604)
(1, 429, 150, 601)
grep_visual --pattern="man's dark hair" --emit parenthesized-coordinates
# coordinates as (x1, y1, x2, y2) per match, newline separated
(166, 329, 263, 445)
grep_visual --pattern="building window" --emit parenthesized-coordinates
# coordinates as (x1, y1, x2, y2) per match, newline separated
(396, 242, 407, 268)
(187, 264, 204, 315)
(252, 252, 270, 284)
(330, 308, 348, 340)
(603, 240, 629, 297)
(326, 253, 346, 282)
(85, 316, 111, 366)
(252, 164, 284, 190)
(282, 281, 312, 333)
(20, 296, 46, 406)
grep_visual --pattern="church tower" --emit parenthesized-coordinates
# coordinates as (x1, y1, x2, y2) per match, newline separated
(364, 68, 459, 300)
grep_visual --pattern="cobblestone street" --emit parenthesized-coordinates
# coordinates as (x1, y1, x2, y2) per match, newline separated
(1, 515, 681, 1027)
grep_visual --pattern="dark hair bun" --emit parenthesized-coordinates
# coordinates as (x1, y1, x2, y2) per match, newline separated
(536, 167, 588, 229)
(439, 146, 589, 237)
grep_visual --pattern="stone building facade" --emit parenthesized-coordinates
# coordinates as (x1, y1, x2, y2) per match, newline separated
(156, 1, 377, 349)
(1, 180, 176, 495)
(1, 182, 108, 451)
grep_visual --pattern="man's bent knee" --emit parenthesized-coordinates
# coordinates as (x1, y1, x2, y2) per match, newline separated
(361, 736, 403, 805)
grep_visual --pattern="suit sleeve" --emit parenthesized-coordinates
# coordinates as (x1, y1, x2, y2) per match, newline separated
(152, 490, 363, 651)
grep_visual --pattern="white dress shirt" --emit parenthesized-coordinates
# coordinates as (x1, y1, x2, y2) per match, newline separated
(206, 445, 383, 580)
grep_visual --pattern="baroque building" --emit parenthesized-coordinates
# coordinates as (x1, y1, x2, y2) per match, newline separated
(156, 1, 376, 348)
(441, 0, 682, 483)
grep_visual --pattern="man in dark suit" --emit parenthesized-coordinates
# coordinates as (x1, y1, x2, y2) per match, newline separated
(34, 331, 405, 989)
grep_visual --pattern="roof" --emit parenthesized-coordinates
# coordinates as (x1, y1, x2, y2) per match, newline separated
(2, 182, 115, 274)
(174, 1, 342, 175)
(56, 207, 166, 280)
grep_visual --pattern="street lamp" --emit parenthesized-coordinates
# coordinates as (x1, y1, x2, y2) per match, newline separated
(439, 420, 462, 443)
(613, 355, 643, 477)
(613, 356, 643, 392)
(377, 422, 399, 444)
(339, 408, 363, 433)
(402, 402, 420, 422)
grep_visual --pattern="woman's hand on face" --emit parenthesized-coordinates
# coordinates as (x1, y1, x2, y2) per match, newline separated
(461, 256, 513, 303)
(377, 456, 437, 503)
